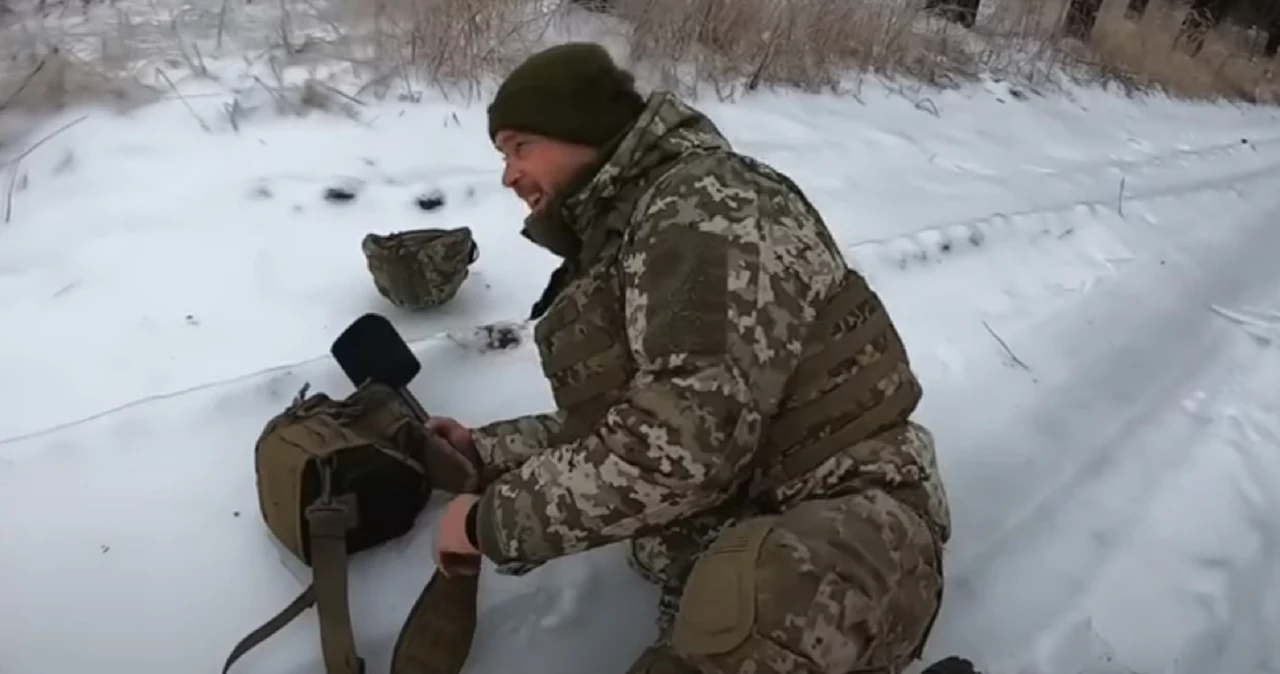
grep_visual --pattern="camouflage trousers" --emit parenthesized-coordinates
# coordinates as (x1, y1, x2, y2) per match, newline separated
(626, 488, 943, 674)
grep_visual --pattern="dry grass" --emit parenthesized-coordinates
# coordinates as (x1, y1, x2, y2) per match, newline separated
(1086, 0, 1279, 102)
(324, 0, 547, 100)
(613, 0, 979, 95)
(315, 0, 1280, 103)
(1, 48, 158, 113)
(1, 0, 1279, 123)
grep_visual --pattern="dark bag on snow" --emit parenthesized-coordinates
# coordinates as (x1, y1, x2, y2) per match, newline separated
(223, 381, 478, 674)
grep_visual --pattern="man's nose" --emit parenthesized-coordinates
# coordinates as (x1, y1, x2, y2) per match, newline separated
(501, 161, 519, 188)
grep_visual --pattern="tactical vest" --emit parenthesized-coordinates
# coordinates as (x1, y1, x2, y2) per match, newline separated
(530, 138, 949, 548)
(533, 247, 630, 441)
(533, 248, 939, 516)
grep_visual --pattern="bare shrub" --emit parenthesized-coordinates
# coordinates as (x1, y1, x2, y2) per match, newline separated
(1, 0, 1278, 127)
(1, 46, 158, 114)
(1087, 0, 1279, 102)
(333, 0, 552, 100)
(982, 0, 1073, 38)
(613, 0, 978, 95)
(1, 4, 166, 116)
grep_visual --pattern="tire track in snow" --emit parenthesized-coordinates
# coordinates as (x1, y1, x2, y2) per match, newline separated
(1214, 391, 1280, 673)
(1172, 398, 1280, 674)
(1027, 133, 1280, 181)
(973, 194, 1280, 568)
(1011, 299, 1280, 674)
(923, 186, 1280, 670)
(845, 150, 1280, 274)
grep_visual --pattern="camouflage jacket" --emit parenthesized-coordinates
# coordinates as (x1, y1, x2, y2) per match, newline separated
(470, 92, 951, 573)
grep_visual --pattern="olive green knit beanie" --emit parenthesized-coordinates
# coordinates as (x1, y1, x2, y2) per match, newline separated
(487, 42, 646, 149)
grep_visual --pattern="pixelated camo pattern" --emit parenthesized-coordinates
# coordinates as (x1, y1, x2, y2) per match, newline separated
(362, 226, 478, 311)
(470, 92, 950, 592)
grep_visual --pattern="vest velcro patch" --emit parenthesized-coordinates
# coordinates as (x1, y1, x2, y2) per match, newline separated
(636, 227, 729, 358)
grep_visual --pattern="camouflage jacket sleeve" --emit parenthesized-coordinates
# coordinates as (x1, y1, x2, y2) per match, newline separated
(471, 411, 565, 476)
(473, 153, 845, 566)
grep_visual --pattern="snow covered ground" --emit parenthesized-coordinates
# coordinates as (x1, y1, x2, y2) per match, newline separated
(4, 35, 1280, 674)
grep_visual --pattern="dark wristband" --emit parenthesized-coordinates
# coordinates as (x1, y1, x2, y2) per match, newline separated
(465, 500, 480, 550)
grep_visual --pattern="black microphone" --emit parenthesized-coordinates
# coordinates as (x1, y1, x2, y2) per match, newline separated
(330, 312, 432, 422)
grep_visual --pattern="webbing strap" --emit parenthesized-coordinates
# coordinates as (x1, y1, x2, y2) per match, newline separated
(222, 494, 364, 674)
(221, 585, 316, 674)
(308, 497, 365, 674)
(390, 571, 480, 674)
(221, 550, 481, 674)
(224, 498, 479, 674)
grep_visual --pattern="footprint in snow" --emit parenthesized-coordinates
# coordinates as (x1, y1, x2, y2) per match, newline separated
(415, 188, 446, 212)
(318, 179, 452, 213)
(1209, 305, 1280, 346)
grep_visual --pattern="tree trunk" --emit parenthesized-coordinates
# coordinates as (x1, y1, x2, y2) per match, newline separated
(1265, 4, 1280, 57)
(1062, 0, 1104, 40)
(923, 0, 982, 29)
(1179, 0, 1235, 56)
(1125, 0, 1150, 19)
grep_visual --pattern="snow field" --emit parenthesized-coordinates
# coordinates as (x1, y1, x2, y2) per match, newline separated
(3, 57, 1280, 674)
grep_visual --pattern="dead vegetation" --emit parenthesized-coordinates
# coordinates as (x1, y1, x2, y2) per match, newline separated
(612, 0, 980, 96)
(0, 0, 1278, 123)
(322, 0, 1280, 102)
(1, 48, 158, 113)
(1084, 0, 1279, 102)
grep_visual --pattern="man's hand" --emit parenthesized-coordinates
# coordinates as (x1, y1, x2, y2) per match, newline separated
(423, 416, 483, 493)
(426, 416, 475, 454)
(434, 493, 482, 577)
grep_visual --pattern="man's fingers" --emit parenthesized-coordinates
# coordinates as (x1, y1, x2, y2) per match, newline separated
(425, 417, 471, 447)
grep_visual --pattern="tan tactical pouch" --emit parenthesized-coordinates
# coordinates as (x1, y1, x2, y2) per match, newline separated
(670, 517, 778, 658)
(223, 382, 478, 674)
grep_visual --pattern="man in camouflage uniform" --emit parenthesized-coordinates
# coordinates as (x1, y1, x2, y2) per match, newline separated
(426, 42, 955, 674)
